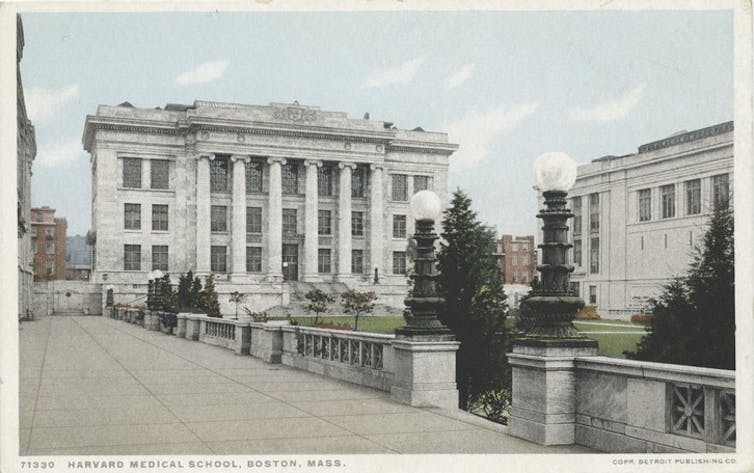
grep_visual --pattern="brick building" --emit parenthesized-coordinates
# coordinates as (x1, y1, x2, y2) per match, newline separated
(30, 207, 68, 281)
(496, 235, 537, 285)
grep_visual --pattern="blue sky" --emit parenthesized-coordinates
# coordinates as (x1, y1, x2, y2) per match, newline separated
(20, 10, 733, 237)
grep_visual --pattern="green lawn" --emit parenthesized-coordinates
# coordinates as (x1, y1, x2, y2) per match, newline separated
(573, 322, 647, 333)
(290, 315, 404, 334)
(584, 333, 646, 358)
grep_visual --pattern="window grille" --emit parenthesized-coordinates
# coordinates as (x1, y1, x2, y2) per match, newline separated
(391, 174, 408, 201)
(352, 249, 364, 273)
(246, 160, 264, 193)
(590, 237, 600, 274)
(393, 214, 407, 238)
(351, 166, 366, 198)
(152, 245, 168, 271)
(246, 246, 262, 272)
(712, 174, 730, 210)
(572, 196, 582, 235)
(661, 184, 675, 219)
(318, 210, 332, 235)
(124, 244, 141, 271)
(124, 203, 141, 230)
(211, 206, 227, 232)
(318, 249, 331, 273)
(282, 209, 297, 237)
(150, 160, 169, 189)
(246, 207, 262, 233)
(123, 158, 142, 188)
(393, 251, 407, 275)
(685, 180, 701, 215)
(211, 246, 227, 273)
(152, 204, 168, 231)
(282, 163, 298, 194)
(414, 175, 430, 192)
(638, 189, 652, 221)
(210, 156, 230, 192)
(589, 193, 600, 232)
(352, 211, 365, 236)
(318, 165, 333, 196)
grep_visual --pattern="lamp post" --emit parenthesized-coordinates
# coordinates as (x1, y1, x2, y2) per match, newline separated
(105, 284, 114, 307)
(395, 190, 453, 340)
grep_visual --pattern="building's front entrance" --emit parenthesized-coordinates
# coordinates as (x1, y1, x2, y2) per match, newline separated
(282, 244, 299, 282)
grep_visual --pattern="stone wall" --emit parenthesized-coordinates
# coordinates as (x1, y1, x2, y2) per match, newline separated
(573, 357, 735, 453)
(32, 281, 103, 316)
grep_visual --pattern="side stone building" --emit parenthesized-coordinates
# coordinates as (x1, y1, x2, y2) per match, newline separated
(83, 100, 456, 312)
(568, 121, 733, 318)
(17, 15, 36, 319)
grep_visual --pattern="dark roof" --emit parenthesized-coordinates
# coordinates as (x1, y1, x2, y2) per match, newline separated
(638, 121, 733, 153)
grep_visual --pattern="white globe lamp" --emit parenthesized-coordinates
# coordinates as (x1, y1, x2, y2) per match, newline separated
(410, 190, 442, 222)
(534, 152, 577, 192)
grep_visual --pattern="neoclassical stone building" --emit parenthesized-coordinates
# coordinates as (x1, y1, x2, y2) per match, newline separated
(568, 121, 733, 318)
(84, 100, 456, 311)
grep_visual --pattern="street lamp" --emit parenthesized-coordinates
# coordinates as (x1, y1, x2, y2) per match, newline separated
(523, 152, 592, 339)
(395, 190, 453, 340)
(105, 284, 114, 307)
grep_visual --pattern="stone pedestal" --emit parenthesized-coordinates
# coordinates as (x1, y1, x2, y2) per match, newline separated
(176, 313, 190, 338)
(507, 339, 598, 445)
(250, 322, 285, 363)
(390, 338, 460, 409)
(144, 311, 161, 331)
(185, 315, 202, 341)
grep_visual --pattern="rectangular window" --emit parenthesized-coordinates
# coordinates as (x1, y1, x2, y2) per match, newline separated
(393, 214, 407, 238)
(392, 251, 407, 275)
(211, 205, 227, 232)
(246, 207, 262, 233)
(318, 165, 333, 196)
(414, 175, 430, 192)
(352, 211, 365, 236)
(210, 156, 230, 192)
(246, 247, 262, 273)
(32, 240, 37, 253)
(352, 249, 364, 273)
(573, 239, 582, 266)
(152, 245, 168, 271)
(282, 209, 297, 237)
(685, 179, 701, 215)
(124, 203, 141, 230)
(572, 196, 582, 235)
(351, 166, 366, 198)
(318, 249, 331, 273)
(123, 158, 142, 188)
(46, 260, 54, 275)
(151, 204, 168, 231)
(150, 159, 169, 189)
(45, 228, 54, 238)
(391, 174, 408, 201)
(589, 193, 600, 232)
(589, 286, 597, 305)
(661, 184, 675, 218)
(318, 210, 332, 235)
(246, 160, 264, 193)
(124, 244, 141, 271)
(712, 173, 730, 210)
(211, 246, 227, 273)
(46, 241, 54, 254)
(638, 189, 651, 222)
(282, 163, 298, 194)
(512, 255, 518, 265)
(590, 237, 600, 274)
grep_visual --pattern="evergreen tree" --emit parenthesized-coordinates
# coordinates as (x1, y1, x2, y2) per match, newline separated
(190, 275, 202, 312)
(199, 275, 221, 317)
(158, 274, 175, 313)
(176, 270, 193, 312)
(626, 207, 734, 369)
(436, 189, 510, 410)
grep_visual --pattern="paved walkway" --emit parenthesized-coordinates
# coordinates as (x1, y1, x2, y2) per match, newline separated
(19, 315, 593, 455)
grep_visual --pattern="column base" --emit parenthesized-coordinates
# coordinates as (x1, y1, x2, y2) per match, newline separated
(390, 338, 460, 409)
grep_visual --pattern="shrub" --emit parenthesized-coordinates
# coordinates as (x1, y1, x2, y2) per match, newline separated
(314, 320, 353, 331)
(468, 388, 512, 425)
(630, 314, 653, 325)
(340, 289, 377, 331)
(575, 305, 600, 320)
(305, 289, 334, 323)
(199, 275, 221, 317)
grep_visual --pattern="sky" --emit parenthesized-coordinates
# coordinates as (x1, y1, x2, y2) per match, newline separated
(20, 9, 733, 237)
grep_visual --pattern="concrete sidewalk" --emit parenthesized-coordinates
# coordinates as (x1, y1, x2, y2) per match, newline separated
(19, 315, 593, 455)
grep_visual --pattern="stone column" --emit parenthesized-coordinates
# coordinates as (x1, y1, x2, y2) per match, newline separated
(369, 164, 384, 280)
(266, 157, 286, 282)
(337, 162, 356, 280)
(303, 160, 322, 282)
(231, 155, 249, 279)
(195, 154, 213, 274)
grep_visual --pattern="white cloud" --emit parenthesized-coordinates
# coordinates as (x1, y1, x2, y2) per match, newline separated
(175, 60, 229, 85)
(35, 139, 86, 168)
(445, 63, 475, 90)
(567, 83, 646, 124)
(443, 102, 540, 170)
(25, 85, 79, 122)
(361, 57, 425, 89)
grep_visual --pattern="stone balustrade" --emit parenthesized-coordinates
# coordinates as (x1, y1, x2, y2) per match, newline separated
(572, 356, 735, 453)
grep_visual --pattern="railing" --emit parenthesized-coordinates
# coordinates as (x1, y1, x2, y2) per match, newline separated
(205, 319, 236, 340)
(296, 330, 385, 370)
(669, 382, 736, 447)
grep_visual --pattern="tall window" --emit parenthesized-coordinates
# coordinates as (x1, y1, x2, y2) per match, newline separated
(211, 246, 227, 273)
(352, 166, 366, 198)
(124, 203, 141, 230)
(211, 206, 227, 232)
(318, 165, 333, 196)
(589, 193, 600, 232)
(712, 173, 730, 210)
(282, 163, 298, 194)
(150, 160, 169, 189)
(393, 214, 407, 238)
(393, 251, 407, 275)
(246, 160, 263, 193)
(352, 211, 365, 236)
(124, 244, 141, 271)
(638, 189, 652, 222)
(46, 260, 54, 275)
(391, 174, 408, 201)
(318, 210, 332, 235)
(685, 179, 701, 215)
(318, 249, 331, 273)
(414, 175, 430, 192)
(572, 196, 582, 235)
(589, 285, 597, 305)
(210, 156, 230, 192)
(123, 158, 142, 188)
(45, 228, 53, 238)
(661, 184, 675, 218)
(46, 242, 54, 254)
(152, 245, 168, 271)
(246, 247, 262, 272)
(247, 207, 262, 233)
(352, 249, 364, 273)
(590, 237, 600, 274)
(152, 204, 168, 231)
(282, 209, 297, 237)
(573, 239, 582, 266)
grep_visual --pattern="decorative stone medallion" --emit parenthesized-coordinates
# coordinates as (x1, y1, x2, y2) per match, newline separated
(199, 131, 209, 140)
(273, 106, 317, 123)
(344, 142, 352, 150)
(376, 144, 384, 152)
(237, 133, 246, 143)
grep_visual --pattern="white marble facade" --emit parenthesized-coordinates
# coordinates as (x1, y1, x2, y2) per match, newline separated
(83, 100, 456, 308)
